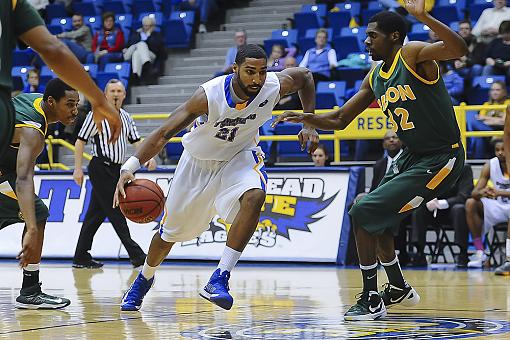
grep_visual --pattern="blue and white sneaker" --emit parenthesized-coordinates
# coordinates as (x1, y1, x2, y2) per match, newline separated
(199, 269, 233, 310)
(120, 272, 154, 311)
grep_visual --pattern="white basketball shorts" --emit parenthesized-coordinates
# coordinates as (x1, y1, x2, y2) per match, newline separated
(158, 147, 267, 242)
(481, 197, 510, 233)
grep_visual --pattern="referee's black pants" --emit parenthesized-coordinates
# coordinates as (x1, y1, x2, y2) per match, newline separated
(73, 157, 146, 265)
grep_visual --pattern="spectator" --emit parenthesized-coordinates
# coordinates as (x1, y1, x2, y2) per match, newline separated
(274, 57, 302, 110)
(312, 144, 331, 166)
(215, 30, 247, 76)
(57, 14, 93, 63)
(453, 20, 485, 80)
(466, 139, 510, 268)
(410, 164, 474, 268)
(23, 69, 45, 94)
(469, 81, 510, 158)
(481, 21, 510, 81)
(176, 0, 218, 33)
(92, 12, 125, 71)
(439, 61, 463, 105)
(267, 44, 285, 71)
(299, 28, 338, 83)
(472, 0, 510, 44)
(124, 16, 167, 85)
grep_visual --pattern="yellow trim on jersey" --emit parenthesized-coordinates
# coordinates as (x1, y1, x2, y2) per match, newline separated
(400, 55, 439, 85)
(12, 0, 18, 10)
(379, 49, 401, 79)
(235, 102, 248, 110)
(252, 154, 267, 188)
(15, 123, 45, 137)
(33, 97, 48, 135)
(426, 157, 456, 190)
(368, 67, 376, 90)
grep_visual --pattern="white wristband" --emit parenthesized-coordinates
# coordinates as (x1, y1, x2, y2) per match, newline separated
(121, 156, 141, 173)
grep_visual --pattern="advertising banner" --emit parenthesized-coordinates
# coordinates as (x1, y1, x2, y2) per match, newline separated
(0, 168, 358, 263)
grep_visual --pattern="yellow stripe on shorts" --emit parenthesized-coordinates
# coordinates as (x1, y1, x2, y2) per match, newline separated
(426, 157, 456, 190)
(398, 196, 424, 213)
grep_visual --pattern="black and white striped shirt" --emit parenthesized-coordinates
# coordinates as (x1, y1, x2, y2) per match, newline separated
(78, 108, 141, 164)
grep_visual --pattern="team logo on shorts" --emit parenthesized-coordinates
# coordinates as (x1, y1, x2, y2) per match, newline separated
(181, 316, 510, 339)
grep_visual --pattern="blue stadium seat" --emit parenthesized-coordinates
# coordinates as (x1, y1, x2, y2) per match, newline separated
(39, 75, 53, 87)
(104, 62, 131, 79)
(264, 39, 290, 54)
(334, 2, 361, 17)
(116, 14, 133, 30)
(102, 0, 128, 14)
(340, 26, 367, 47)
(165, 130, 186, 161)
(72, 2, 98, 16)
(12, 49, 35, 67)
(271, 29, 298, 46)
(47, 25, 63, 35)
(275, 123, 308, 160)
(45, 3, 67, 22)
(361, 8, 380, 25)
(469, 2, 492, 21)
(95, 72, 120, 91)
(408, 23, 431, 41)
(169, 11, 196, 26)
(40, 66, 56, 79)
(327, 11, 351, 37)
(132, 0, 159, 18)
(469, 76, 506, 104)
(84, 16, 102, 32)
(335, 67, 367, 88)
(432, 5, 460, 24)
(316, 81, 347, 109)
(332, 36, 361, 59)
(301, 4, 327, 19)
(12, 76, 24, 92)
(449, 21, 459, 31)
(134, 12, 164, 29)
(293, 12, 321, 37)
(438, 0, 466, 19)
(367, 2, 384, 10)
(50, 17, 73, 31)
(83, 64, 99, 79)
(11, 66, 31, 86)
(163, 19, 191, 47)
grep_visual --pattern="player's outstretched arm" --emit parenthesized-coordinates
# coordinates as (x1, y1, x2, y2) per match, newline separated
(272, 73, 375, 131)
(15, 129, 46, 267)
(277, 67, 319, 153)
(403, 0, 468, 63)
(113, 88, 208, 206)
(19, 26, 121, 142)
(504, 105, 510, 175)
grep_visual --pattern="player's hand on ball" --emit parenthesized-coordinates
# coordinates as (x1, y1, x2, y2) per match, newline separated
(17, 229, 40, 268)
(299, 126, 319, 154)
(271, 111, 310, 127)
(113, 170, 135, 208)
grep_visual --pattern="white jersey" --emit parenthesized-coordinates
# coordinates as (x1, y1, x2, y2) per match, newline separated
(181, 72, 281, 161)
(489, 157, 510, 204)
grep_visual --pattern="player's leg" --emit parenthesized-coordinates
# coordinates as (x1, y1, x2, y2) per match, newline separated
(199, 149, 267, 310)
(465, 197, 486, 267)
(495, 220, 510, 275)
(121, 151, 218, 311)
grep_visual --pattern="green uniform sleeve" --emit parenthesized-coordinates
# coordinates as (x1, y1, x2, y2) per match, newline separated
(13, 0, 44, 36)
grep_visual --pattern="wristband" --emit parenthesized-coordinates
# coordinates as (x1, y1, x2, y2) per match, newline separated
(121, 156, 141, 173)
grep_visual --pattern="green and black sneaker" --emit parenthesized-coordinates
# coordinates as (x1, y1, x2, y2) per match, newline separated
(15, 283, 71, 310)
(379, 283, 420, 308)
(344, 290, 387, 321)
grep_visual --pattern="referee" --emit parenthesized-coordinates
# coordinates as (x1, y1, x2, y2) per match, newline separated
(72, 79, 156, 268)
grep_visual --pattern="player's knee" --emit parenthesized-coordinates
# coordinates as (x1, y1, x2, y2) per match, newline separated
(241, 189, 266, 210)
(465, 198, 478, 212)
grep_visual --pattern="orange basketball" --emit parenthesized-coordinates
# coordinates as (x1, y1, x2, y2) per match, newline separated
(119, 179, 165, 224)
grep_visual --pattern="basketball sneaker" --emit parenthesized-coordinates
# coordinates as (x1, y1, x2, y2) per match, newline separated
(199, 269, 233, 310)
(344, 291, 387, 321)
(495, 261, 510, 276)
(467, 250, 487, 268)
(15, 283, 71, 309)
(379, 283, 420, 308)
(120, 272, 154, 311)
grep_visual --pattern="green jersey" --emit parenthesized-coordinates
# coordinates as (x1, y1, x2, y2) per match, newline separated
(0, 93, 47, 173)
(370, 49, 461, 153)
(0, 0, 44, 93)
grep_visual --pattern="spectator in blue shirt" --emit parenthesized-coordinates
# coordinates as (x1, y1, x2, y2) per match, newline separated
(214, 30, 246, 77)
(299, 28, 338, 83)
(23, 69, 45, 94)
(440, 62, 464, 105)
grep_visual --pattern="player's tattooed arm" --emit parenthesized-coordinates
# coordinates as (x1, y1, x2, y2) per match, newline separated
(133, 87, 208, 165)
(16, 129, 45, 232)
(272, 72, 374, 131)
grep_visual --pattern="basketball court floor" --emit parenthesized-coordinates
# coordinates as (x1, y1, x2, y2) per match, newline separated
(0, 261, 509, 339)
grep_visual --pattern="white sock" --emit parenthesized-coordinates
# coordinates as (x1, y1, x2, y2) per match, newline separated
(25, 263, 40, 271)
(141, 259, 157, 280)
(217, 246, 242, 273)
(506, 238, 510, 262)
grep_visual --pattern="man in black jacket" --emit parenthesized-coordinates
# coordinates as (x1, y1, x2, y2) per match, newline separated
(410, 164, 474, 267)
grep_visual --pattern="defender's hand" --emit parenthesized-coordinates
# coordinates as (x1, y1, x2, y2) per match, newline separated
(17, 229, 40, 268)
(404, 0, 427, 19)
(113, 170, 135, 208)
(271, 111, 313, 128)
(91, 98, 121, 143)
(298, 126, 319, 154)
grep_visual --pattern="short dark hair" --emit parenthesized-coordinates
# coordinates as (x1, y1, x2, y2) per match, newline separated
(43, 78, 75, 102)
(368, 11, 408, 45)
(72, 13, 83, 18)
(459, 19, 471, 28)
(235, 44, 267, 65)
(102, 11, 115, 23)
(499, 20, 510, 34)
